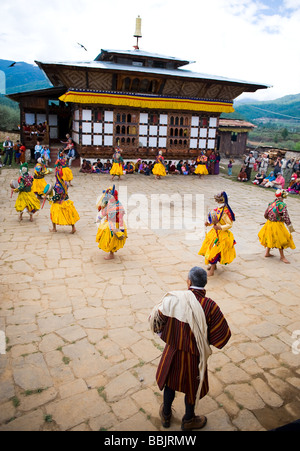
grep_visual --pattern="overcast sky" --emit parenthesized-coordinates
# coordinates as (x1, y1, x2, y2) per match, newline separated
(1, 0, 300, 101)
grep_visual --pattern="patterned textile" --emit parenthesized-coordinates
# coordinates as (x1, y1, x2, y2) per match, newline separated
(264, 199, 291, 225)
(156, 288, 231, 404)
(33, 163, 46, 179)
(52, 168, 69, 202)
(59, 89, 234, 114)
(18, 174, 33, 192)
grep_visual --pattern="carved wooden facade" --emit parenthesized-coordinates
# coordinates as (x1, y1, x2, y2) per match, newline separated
(8, 49, 268, 159)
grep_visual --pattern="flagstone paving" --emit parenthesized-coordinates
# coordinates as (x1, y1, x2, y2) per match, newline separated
(0, 166, 299, 431)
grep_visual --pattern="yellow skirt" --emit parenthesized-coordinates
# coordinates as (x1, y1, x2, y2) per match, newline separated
(153, 163, 166, 177)
(15, 191, 40, 213)
(110, 163, 123, 176)
(194, 164, 209, 175)
(96, 220, 127, 253)
(258, 220, 296, 250)
(199, 228, 236, 265)
(62, 167, 73, 182)
(32, 178, 47, 196)
(50, 200, 80, 225)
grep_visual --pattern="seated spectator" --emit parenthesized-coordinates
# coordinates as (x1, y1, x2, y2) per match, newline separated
(138, 161, 146, 174)
(96, 159, 103, 170)
(168, 161, 179, 174)
(100, 163, 110, 174)
(135, 159, 141, 172)
(288, 172, 299, 188)
(92, 162, 100, 173)
(176, 160, 183, 174)
(106, 159, 112, 170)
(23, 122, 31, 133)
(287, 179, 300, 194)
(237, 166, 248, 181)
(144, 163, 151, 176)
(125, 162, 134, 174)
(79, 159, 93, 173)
(67, 143, 76, 167)
(260, 171, 275, 186)
(189, 161, 196, 175)
(263, 172, 285, 189)
(181, 163, 189, 175)
(252, 170, 266, 185)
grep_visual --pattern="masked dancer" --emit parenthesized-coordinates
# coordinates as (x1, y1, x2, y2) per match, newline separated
(56, 151, 73, 186)
(110, 148, 124, 181)
(32, 158, 48, 198)
(194, 154, 208, 178)
(96, 186, 127, 260)
(153, 151, 166, 180)
(258, 189, 295, 264)
(13, 163, 40, 222)
(49, 161, 79, 233)
(199, 191, 236, 276)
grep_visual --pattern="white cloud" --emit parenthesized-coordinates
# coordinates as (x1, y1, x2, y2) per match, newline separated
(0, 0, 299, 101)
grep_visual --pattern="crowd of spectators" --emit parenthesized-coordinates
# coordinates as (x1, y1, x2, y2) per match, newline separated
(236, 151, 300, 195)
(78, 152, 222, 177)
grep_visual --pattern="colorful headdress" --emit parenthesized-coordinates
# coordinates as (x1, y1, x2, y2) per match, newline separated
(214, 191, 235, 221)
(96, 185, 124, 231)
(275, 189, 288, 199)
(97, 185, 118, 211)
(53, 166, 68, 199)
(20, 163, 29, 174)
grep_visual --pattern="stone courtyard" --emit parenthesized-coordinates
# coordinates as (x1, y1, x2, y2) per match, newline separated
(0, 166, 299, 431)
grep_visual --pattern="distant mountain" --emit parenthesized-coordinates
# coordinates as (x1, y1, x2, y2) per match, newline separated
(0, 59, 52, 95)
(230, 93, 300, 123)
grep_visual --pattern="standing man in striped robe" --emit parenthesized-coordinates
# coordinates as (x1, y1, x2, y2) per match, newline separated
(149, 266, 231, 431)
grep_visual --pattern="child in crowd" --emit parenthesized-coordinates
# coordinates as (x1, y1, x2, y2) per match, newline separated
(237, 166, 247, 182)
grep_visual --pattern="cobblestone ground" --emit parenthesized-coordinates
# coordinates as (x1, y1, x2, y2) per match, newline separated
(0, 167, 299, 431)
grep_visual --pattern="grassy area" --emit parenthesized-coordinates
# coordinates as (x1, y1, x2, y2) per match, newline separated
(219, 162, 300, 199)
(0, 152, 35, 170)
(219, 162, 252, 184)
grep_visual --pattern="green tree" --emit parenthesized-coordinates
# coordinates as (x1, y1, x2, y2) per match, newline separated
(281, 128, 288, 140)
(0, 104, 19, 130)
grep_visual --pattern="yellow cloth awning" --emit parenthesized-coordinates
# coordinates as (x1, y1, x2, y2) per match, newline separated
(59, 89, 235, 114)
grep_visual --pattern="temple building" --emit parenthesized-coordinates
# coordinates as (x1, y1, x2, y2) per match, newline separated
(8, 18, 269, 160)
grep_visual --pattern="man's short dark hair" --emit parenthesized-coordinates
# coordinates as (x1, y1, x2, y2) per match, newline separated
(188, 267, 207, 288)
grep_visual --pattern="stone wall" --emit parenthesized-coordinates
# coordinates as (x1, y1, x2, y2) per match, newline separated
(0, 131, 20, 143)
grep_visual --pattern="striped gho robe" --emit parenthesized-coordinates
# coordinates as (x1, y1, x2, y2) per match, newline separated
(155, 288, 231, 405)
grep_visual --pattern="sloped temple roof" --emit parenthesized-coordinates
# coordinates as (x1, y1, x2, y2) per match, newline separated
(94, 48, 194, 67)
(34, 48, 270, 105)
(35, 59, 269, 94)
